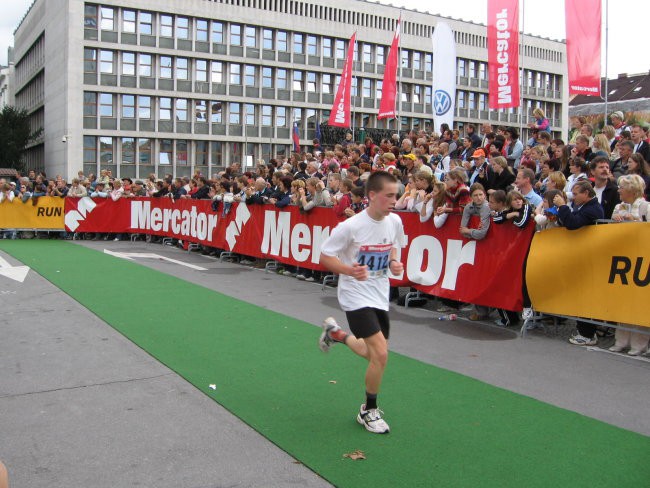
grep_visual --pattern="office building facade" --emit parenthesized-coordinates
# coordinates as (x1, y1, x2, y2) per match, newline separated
(13, 0, 567, 179)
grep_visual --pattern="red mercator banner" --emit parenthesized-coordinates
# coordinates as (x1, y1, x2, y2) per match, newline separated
(565, 0, 601, 96)
(329, 33, 356, 128)
(378, 19, 400, 120)
(487, 0, 520, 109)
(64, 198, 533, 311)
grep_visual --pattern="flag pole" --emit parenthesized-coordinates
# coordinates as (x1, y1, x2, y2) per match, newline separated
(397, 14, 402, 136)
(519, 0, 526, 136)
(603, 0, 609, 126)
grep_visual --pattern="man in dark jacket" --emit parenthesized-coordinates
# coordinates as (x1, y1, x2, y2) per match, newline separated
(589, 157, 620, 219)
(554, 179, 604, 230)
(191, 177, 211, 199)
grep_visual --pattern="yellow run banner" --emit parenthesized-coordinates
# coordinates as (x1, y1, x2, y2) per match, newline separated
(0, 197, 65, 230)
(527, 224, 650, 328)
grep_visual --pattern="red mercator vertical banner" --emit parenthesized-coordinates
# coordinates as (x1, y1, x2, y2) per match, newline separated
(487, 0, 520, 109)
(565, 0, 601, 96)
(329, 33, 356, 128)
(378, 19, 400, 120)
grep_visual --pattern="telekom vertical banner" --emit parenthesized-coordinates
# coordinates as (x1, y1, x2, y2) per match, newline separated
(329, 33, 356, 128)
(378, 19, 400, 120)
(565, 0, 601, 96)
(487, 0, 520, 109)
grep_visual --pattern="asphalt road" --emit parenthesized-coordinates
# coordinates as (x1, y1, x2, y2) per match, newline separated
(1, 239, 648, 487)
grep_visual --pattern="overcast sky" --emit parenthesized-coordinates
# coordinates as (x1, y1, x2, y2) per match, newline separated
(1, 0, 647, 79)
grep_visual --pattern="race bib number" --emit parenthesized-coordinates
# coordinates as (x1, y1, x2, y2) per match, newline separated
(357, 243, 392, 278)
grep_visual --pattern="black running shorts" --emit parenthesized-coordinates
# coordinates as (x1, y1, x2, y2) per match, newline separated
(345, 307, 390, 340)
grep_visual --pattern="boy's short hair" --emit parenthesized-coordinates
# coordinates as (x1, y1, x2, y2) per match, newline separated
(489, 189, 507, 204)
(351, 186, 365, 198)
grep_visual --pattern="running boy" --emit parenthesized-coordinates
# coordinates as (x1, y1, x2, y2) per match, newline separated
(318, 171, 405, 434)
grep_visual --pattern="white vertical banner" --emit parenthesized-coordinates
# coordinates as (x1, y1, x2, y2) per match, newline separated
(431, 23, 456, 132)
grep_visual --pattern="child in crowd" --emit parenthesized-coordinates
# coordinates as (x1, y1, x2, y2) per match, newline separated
(534, 189, 564, 230)
(459, 183, 491, 241)
(333, 179, 354, 218)
(345, 186, 367, 217)
(493, 190, 535, 228)
(420, 181, 447, 227)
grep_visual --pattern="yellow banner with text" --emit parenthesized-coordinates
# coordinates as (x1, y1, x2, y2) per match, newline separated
(527, 224, 650, 328)
(0, 197, 65, 230)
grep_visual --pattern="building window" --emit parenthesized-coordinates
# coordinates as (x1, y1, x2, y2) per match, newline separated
(159, 97, 172, 120)
(229, 102, 240, 124)
(160, 56, 172, 78)
(99, 93, 114, 117)
(293, 71, 304, 91)
(323, 37, 332, 57)
(196, 141, 208, 165)
(160, 15, 173, 37)
(195, 60, 208, 82)
(401, 50, 410, 68)
(138, 138, 151, 164)
(457, 91, 466, 109)
(262, 105, 272, 126)
(293, 33, 304, 54)
(176, 99, 188, 121)
(211, 142, 222, 166)
(277, 69, 287, 89)
(122, 94, 135, 118)
(244, 104, 255, 125)
(138, 96, 151, 118)
(425, 53, 432, 72)
(84, 48, 97, 73)
(212, 21, 224, 43)
(335, 39, 345, 59)
(376, 46, 385, 65)
(413, 52, 422, 70)
(457, 59, 466, 77)
(263, 29, 273, 50)
(195, 100, 207, 121)
(479, 93, 486, 110)
(196, 19, 209, 42)
(100, 7, 114, 30)
(245, 65, 257, 86)
(177, 140, 188, 165)
(469, 61, 476, 78)
(277, 31, 288, 51)
(211, 61, 223, 83)
(363, 44, 372, 63)
(122, 52, 135, 76)
(479, 62, 486, 80)
(230, 24, 242, 46)
(307, 72, 317, 92)
(401, 83, 411, 102)
(262, 67, 273, 88)
(84, 136, 97, 165)
(176, 17, 189, 39)
(139, 12, 153, 35)
(362, 78, 371, 98)
(322, 74, 333, 94)
(99, 137, 114, 164)
(276, 106, 287, 127)
(211, 101, 222, 123)
(376, 80, 383, 99)
(84, 5, 97, 29)
(139, 54, 152, 77)
(425, 86, 432, 105)
(307, 35, 317, 56)
(122, 138, 135, 164)
(230, 64, 241, 84)
(160, 139, 172, 165)
(176, 58, 188, 80)
(245, 26, 257, 47)
(122, 10, 136, 33)
(83, 92, 97, 116)
(100, 50, 114, 74)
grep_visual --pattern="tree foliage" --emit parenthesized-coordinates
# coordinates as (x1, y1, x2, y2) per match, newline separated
(0, 106, 42, 172)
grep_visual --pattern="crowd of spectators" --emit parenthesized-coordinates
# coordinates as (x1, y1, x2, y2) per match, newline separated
(2, 110, 649, 352)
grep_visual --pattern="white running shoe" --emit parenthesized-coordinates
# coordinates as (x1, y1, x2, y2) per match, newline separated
(357, 404, 390, 434)
(568, 333, 597, 346)
(318, 317, 340, 353)
(522, 307, 534, 320)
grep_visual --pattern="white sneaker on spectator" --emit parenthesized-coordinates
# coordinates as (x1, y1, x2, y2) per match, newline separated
(304, 276, 315, 282)
(357, 404, 390, 434)
(568, 334, 597, 346)
(282, 270, 294, 276)
(494, 318, 508, 327)
(522, 307, 534, 320)
(436, 305, 455, 313)
(608, 345, 626, 353)
(240, 259, 254, 265)
(628, 349, 646, 356)
(460, 303, 474, 312)
(296, 274, 307, 280)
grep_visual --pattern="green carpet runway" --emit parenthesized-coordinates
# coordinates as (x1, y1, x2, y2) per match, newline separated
(2, 240, 649, 487)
